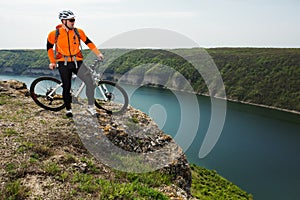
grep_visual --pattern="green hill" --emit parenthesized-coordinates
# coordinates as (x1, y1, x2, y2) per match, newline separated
(0, 48, 299, 112)
(208, 48, 300, 112)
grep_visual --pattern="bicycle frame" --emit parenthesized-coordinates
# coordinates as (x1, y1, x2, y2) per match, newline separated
(47, 82, 63, 100)
(71, 73, 110, 102)
(30, 58, 128, 114)
(73, 80, 85, 98)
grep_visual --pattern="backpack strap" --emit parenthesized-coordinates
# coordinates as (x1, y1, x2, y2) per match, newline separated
(54, 27, 83, 65)
(74, 28, 80, 40)
(53, 28, 60, 63)
(74, 28, 83, 55)
(55, 28, 60, 44)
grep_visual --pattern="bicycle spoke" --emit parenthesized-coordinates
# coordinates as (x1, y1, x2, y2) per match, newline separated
(30, 77, 65, 111)
(94, 80, 128, 114)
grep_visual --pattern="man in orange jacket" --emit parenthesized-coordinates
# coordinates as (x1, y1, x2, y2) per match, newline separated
(47, 10, 104, 117)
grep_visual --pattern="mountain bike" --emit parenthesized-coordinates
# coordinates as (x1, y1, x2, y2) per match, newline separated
(29, 59, 128, 115)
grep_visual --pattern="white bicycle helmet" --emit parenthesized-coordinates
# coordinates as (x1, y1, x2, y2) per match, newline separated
(59, 10, 75, 20)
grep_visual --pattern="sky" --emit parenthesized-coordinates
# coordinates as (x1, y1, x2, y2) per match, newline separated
(0, 0, 299, 49)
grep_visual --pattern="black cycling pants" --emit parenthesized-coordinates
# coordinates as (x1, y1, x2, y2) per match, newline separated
(58, 61, 95, 110)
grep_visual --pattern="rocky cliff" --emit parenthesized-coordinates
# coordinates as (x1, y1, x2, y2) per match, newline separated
(0, 80, 252, 200)
(0, 80, 194, 199)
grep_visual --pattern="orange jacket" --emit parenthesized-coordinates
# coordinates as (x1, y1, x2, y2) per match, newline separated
(47, 24, 101, 63)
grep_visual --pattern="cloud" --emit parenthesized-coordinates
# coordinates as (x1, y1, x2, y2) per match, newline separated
(85, 11, 196, 19)
(1, 0, 124, 5)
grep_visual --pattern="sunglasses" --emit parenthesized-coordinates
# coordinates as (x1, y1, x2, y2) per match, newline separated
(68, 18, 75, 22)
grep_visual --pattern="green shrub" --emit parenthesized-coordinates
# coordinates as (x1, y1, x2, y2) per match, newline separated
(1, 179, 30, 200)
(190, 164, 253, 200)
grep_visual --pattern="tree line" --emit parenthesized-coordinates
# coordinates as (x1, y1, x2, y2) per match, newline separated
(0, 48, 299, 112)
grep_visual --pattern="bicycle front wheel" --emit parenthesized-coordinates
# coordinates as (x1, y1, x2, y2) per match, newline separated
(30, 77, 65, 111)
(94, 80, 128, 114)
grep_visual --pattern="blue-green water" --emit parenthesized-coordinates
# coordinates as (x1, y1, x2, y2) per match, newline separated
(1, 74, 300, 200)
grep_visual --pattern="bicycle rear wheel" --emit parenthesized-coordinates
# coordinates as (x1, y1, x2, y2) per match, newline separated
(94, 80, 128, 114)
(30, 77, 65, 111)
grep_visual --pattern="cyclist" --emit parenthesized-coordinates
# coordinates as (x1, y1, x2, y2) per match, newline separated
(47, 10, 104, 117)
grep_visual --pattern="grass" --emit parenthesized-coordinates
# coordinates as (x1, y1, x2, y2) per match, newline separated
(0, 95, 30, 124)
(0, 98, 6, 105)
(60, 171, 69, 182)
(4, 128, 19, 136)
(82, 158, 101, 173)
(115, 170, 172, 188)
(0, 179, 30, 200)
(0, 94, 9, 105)
(5, 163, 17, 176)
(17, 141, 34, 153)
(62, 157, 171, 199)
(32, 144, 53, 158)
(43, 162, 61, 176)
(190, 164, 253, 200)
(0, 153, 172, 199)
(71, 171, 169, 199)
(131, 115, 139, 123)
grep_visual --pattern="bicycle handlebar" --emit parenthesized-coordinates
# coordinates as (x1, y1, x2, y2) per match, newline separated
(89, 59, 101, 71)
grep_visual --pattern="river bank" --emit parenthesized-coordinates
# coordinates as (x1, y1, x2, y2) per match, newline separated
(226, 98, 300, 115)
(134, 83, 300, 116)
(2, 72, 298, 116)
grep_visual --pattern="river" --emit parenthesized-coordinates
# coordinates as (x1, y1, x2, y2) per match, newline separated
(1, 74, 300, 200)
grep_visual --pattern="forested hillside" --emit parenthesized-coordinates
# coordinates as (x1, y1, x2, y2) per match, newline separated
(208, 48, 300, 111)
(0, 48, 299, 112)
